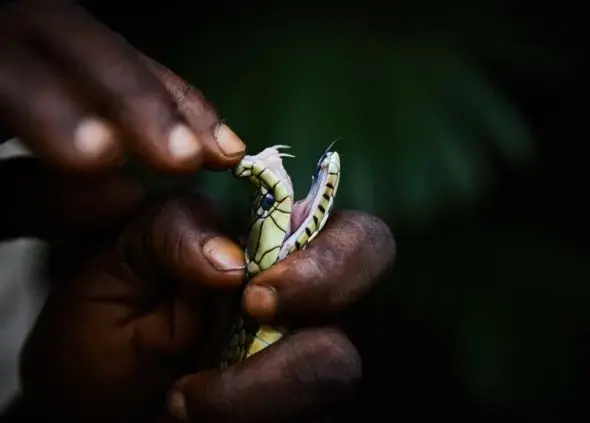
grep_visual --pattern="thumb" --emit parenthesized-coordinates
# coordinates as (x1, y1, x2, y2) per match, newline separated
(118, 191, 245, 292)
(114, 191, 246, 358)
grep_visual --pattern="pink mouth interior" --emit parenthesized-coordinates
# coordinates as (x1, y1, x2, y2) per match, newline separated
(290, 197, 313, 234)
(284, 152, 329, 238)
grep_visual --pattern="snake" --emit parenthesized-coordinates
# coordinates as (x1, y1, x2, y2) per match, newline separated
(218, 142, 341, 367)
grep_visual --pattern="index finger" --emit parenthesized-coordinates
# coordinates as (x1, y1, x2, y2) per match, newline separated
(142, 56, 247, 170)
(243, 210, 396, 323)
(19, 2, 246, 172)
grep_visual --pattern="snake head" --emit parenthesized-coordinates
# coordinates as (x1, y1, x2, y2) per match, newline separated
(232, 144, 340, 277)
(233, 145, 296, 220)
(232, 146, 295, 275)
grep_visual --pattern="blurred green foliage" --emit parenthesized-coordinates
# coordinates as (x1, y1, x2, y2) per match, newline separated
(177, 18, 540, 226)
(388, 227, 590, 404)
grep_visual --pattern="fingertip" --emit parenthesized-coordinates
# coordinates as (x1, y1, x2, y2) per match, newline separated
(243, 284, 278, 320)
(198, 123, 247, 171)
(167, 234, 244, 290)
(214, 123, 246, 158)
(201, 236, 246, 276)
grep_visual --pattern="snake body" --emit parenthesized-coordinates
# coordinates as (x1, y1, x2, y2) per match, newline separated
(219, 143, 341, 366)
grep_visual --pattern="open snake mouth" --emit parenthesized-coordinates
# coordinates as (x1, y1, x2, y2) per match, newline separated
(282, 142, 336, 246)
(288, 159, 330, 238)
(243, 143, 337, 253)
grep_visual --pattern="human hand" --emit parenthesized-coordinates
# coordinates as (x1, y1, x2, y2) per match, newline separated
(17, 192, 395, 423)
(0, 0, 248, 242)
(0, 3, 396, 422)
(0, 0, 245, 173)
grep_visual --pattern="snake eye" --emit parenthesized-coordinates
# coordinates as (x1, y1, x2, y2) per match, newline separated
(260, 192, 275, 211)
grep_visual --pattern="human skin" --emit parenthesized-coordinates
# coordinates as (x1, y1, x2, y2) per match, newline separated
(10, 192, 394, 423)
(0, 1, 396, 422)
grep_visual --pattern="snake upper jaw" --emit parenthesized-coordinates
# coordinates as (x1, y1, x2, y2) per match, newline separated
(244, 145, 295, 196)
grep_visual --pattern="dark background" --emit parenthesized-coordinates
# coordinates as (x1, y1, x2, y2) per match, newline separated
(8, 0, 590, 420)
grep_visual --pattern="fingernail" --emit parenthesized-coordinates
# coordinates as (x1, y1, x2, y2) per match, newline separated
(74, 117, 116, 158)
(215, 123, 246, 156)
(168, 124, 203, 160)
(244, 284, 277, 319)
(168, 389, 188, 421)
(202, 236, 245, 271)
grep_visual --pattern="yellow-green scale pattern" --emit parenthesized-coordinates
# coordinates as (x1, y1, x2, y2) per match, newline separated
(219, 147, 340, 368)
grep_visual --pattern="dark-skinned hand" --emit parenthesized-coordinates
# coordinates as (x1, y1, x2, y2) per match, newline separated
(0, 0, 246, 173)
(11, 192, 394, 423)
(0, 1, 396, 422)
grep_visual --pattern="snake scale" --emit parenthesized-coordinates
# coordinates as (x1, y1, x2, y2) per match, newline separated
(219, 142, 341, 367)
